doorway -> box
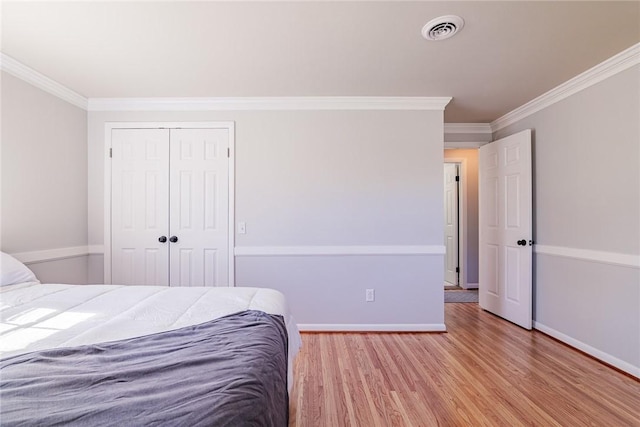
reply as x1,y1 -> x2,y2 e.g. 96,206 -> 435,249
444,162 -> 460,288
444,149 -> 480,290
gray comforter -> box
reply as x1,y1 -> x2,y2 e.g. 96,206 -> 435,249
0,310 -> 288,426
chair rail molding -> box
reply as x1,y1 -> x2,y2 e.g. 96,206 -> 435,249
534,245 -> 640,269
10,246 -> 90,264
234,245 -> 446,256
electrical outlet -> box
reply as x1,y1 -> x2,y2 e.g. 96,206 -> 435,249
238,222 -> 246,234
365,289 -> 375,302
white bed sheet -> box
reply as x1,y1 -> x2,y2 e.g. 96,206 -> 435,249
0,282 -> 301,390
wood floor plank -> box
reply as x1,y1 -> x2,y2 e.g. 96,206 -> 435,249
289,303 -> 640,426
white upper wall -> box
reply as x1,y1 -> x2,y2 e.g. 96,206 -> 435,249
494,65 -> 640,255
88,110 -> 443,248
1,71 -> 87,254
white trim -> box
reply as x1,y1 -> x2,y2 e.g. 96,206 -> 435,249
444,123 -> 492,135
103,125 -> 113,283
88,96 -> 452,112
298,323 -> 447,332
534,245 -> 640,269
0,54 -> 452,113
11,246 -> 89,264
234,245 -> 446,256
533,321 -> 639,379
0,53 -> 88,110
491,42 -> 640,132
102,121 -> 233,130
87,245 -> 104,255
444,141 -> 484,149
227,124 -> 236,286
462,282 -> 478,290
103,121 -> 236,286
0,62 -> 2,250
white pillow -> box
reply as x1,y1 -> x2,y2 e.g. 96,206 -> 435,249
1,251 -> 39,286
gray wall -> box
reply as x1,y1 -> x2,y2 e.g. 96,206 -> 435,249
1,71 -> 88,284
493,65 -> 640,370
88,109 -> 446,327
27,257 -> 89,285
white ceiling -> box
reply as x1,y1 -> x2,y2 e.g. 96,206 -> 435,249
1,1 -> 638,122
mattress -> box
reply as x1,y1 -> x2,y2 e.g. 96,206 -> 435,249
1,309 -> 290,426
0,282 -> 301,389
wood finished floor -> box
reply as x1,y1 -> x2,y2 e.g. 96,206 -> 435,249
289,303 -> 639,426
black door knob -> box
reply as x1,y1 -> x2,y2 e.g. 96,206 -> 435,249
517,239 -> 527,246
169,236 -> 178,243
158,236 -> 167,243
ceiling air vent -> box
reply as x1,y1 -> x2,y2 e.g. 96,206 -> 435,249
422,15 -> 465,41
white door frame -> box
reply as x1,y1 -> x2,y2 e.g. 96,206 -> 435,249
444,157 -> 467,288
104,121 -> 236,286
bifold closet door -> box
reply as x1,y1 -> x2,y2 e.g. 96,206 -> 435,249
169,128 -> 229,286
111,129 -> 170,286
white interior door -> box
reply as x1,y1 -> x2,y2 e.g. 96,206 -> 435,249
169,128 -> 229,286
111,129 -> 170,286
444,163 -> 459,285
479,129 -> 532,329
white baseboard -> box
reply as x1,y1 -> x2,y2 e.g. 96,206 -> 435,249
297,323 -> 447,332
462,282 -> 478,289
11,246 -> 90,264
533,321 -> 639,379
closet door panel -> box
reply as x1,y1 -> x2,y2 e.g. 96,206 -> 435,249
169,128 -> 229,286
111,129 -> 170,286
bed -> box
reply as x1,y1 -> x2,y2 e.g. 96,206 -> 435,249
0,251 -> 301,426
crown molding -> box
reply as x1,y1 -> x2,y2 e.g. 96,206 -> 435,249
1,52 -> 451,112
491,42 -> 640,133
444,141 -> 484,149
444,123 -> 492,135
0,52 -> 88,110
87,96 -> 452,112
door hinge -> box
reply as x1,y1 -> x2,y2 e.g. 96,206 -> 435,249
455,267 -> 460,273
455,175 -> 460,182
227,148 -> 230,158
109,148 -> 112,158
